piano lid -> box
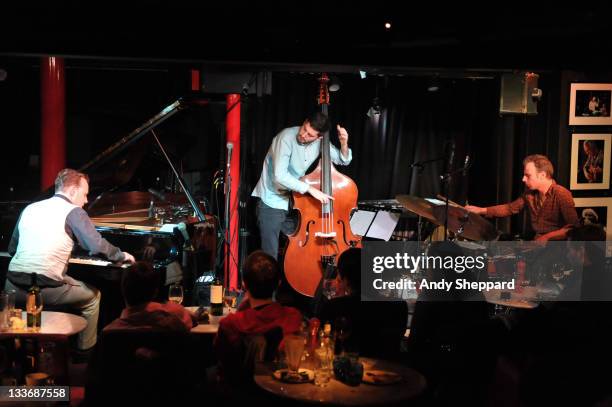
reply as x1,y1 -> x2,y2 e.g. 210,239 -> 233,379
62,97 -> 209,228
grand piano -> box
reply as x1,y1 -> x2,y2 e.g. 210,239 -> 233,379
3,98 -> 217,326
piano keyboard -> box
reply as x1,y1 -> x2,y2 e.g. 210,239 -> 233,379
0,252 -> 129,268
69,257 -> 130,268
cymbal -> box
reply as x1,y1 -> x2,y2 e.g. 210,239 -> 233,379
395,194 -> 497,241
395,195 -> 439,223
432,205 -> 497,241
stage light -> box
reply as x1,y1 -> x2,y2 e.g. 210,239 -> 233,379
359,70 -> 367,79
367,97 -> 382,118
427,77 -> 440,92
328,75 -> 342,92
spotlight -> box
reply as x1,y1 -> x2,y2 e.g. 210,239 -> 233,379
328,75 -> 341,92
359,70 -> 367,79
427,77 -> 440,92
384,22 -> 391,30
367,97 -> 382,118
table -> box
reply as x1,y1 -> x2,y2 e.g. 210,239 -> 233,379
0,311 -> 87,337
0,311 -> 87,385
254,357 -> 426,406
485,287 -> 539,311
187,306 -> 233,335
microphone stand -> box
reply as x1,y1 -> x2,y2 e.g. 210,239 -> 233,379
409,156 -> 444,241
224,160 -> 231,289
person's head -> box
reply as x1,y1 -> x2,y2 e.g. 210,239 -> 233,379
566,224 -> 606,267
297,112 -> 330,145
121,261 -> 160,307
242,250 -> 280,300
54,168 -> 90,208
583,140 -> 600,155
337,248 -> 361,293
581,208 -> 599,225
522,155 -> 554,190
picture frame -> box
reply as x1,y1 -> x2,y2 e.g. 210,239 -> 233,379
569,133 -> 611,190
574,197 -> 612,257
569,83 -> 612,125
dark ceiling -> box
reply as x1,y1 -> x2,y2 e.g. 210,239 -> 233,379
1,1 -> 612,73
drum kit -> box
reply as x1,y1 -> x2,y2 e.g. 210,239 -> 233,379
392,194 -> 549,309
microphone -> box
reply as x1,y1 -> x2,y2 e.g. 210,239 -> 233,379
225,142 -> 233,194
462,155 -> 471,176
147,188 -> 166,202
226,142 -> 233,169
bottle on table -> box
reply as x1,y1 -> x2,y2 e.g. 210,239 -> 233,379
26,273 -> 42,332
210,276 -> 224,316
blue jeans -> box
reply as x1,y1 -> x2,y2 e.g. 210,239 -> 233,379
256,200 -> 296,260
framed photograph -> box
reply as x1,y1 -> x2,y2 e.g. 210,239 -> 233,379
574,197 -> 612,257
569,83 -> 612,125
570,133 -> 611,190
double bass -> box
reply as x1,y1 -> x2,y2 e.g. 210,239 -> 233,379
284,73 -> 361,297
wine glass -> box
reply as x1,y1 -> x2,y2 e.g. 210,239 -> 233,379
168,283 -> 184,305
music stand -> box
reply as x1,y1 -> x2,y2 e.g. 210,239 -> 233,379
350,209 -> 400,241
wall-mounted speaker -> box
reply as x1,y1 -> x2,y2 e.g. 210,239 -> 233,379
200,71 -> 272,96
499,72 -> 540,115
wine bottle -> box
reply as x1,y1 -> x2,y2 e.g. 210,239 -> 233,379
26,273 -> 42,331
210,276 -> 223,316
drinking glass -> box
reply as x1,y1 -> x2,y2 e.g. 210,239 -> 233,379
314,346 -> 333,387
284,334 -> 305,376
223,290 -> 237,310
168,283 -> 184,305
0,292 -> 10,331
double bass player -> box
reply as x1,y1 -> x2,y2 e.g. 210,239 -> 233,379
251,112 -> 352,260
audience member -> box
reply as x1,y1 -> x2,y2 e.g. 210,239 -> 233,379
318,247 -> 409,360
214,251 -> 303,383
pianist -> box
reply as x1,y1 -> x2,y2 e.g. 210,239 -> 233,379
4,168 -> 136,352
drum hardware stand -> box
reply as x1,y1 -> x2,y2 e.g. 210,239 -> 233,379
439,156 -> 472,241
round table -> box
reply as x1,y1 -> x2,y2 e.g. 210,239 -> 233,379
254,357 -> 426,406
0,311 -> 86,336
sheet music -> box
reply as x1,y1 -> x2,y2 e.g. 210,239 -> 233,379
350,210 -> 376,236
367,211 -> 400,241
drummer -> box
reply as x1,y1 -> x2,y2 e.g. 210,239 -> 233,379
465,154 -> 579,241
